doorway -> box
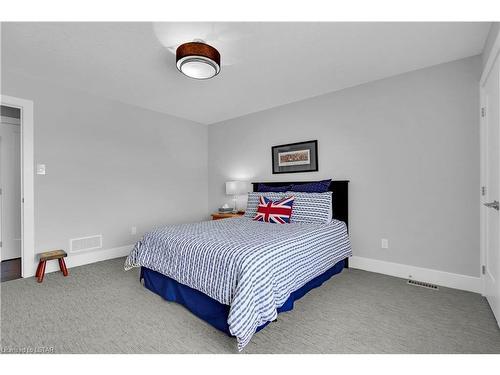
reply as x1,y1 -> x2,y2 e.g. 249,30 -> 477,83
0,95 -> 34,279
0,105 -> 22,281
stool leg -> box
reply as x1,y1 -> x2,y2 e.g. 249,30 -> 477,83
37,261 -> 46,283
35,261 -> 43,278
58,258 -> 68,276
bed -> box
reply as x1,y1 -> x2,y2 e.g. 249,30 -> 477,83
124,180 -> 351,350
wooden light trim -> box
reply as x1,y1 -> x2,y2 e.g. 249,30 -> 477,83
176,42 -> 221,79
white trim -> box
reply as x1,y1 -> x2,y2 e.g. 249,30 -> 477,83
479,29 -> 500,297
33,244 -> 133,277
480,85 -> 488,297
349,256 -> 482,294
0,94 -> 34,278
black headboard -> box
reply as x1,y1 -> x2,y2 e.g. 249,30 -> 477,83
251,180 -> 349,228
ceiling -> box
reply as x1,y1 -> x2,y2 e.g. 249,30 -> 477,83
1,22 -> 491,124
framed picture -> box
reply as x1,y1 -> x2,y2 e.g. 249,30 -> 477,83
272,140 -> 318,174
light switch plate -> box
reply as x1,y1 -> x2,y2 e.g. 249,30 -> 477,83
36,164 -> 46,175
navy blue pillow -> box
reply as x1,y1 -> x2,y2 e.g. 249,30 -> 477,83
290,179 -> 332,193
257,183 -> 292,192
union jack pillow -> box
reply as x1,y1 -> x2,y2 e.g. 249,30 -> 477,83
253,196 -> 294,224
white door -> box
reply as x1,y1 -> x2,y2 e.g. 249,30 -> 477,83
0,111 -> 22,261
482,54 -> 500,326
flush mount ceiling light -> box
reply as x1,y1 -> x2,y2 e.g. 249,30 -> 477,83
176,41 -> 221,80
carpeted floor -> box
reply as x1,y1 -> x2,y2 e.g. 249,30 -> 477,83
1,257 -> 499,354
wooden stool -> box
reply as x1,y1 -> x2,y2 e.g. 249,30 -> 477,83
36,250 -> 68,283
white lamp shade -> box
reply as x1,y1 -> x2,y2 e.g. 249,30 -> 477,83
226,181 -> 247,195
178,57 -> 219,79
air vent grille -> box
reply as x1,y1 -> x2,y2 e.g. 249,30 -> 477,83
70,235 -> 102,253
407,279 -> 439,290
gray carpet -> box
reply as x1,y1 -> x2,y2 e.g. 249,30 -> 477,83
1,257 -> 499,354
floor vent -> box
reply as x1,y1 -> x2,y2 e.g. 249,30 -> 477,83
407,279 -> 439,290
70,235 -> 102,253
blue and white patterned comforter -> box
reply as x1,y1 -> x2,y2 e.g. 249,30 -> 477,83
124,217 -> 351,350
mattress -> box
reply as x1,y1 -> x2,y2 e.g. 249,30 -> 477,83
125,217 -> 351,350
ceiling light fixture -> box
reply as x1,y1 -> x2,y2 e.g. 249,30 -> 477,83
176,41 -> 221,80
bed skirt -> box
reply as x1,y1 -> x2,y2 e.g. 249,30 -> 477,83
140,257 -> 347,336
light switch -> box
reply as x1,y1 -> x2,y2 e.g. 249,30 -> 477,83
36,164 -> 46,175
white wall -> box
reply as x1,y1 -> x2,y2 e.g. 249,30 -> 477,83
1,52 -> 482,284
208,56 -> 481,278
2,69 -> 208,276
482,22 -> 500,69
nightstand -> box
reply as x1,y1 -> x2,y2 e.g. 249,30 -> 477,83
211,212 -> 245,220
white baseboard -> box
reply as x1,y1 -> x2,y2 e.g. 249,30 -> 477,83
26,244 -> 134,278
349,256 -> 482,294
25,247 -> 482,294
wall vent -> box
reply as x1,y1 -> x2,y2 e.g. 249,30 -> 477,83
407,279 -> 439,290
70,235 -> 102,253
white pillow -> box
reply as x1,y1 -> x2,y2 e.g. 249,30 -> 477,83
285,191 -> 332,224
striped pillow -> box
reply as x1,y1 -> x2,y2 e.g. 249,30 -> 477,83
286,191 -> 332,224
245,191 -> 332,224
244,192 -> 286,219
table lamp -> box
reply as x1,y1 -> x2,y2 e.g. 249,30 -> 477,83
225,181 -> 247,213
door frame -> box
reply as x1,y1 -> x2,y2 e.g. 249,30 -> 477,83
480,30 -> 500,297
0,94 -> 34,278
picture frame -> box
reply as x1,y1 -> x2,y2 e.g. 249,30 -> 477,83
272,140 -> 318,174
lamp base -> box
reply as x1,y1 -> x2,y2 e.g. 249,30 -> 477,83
232,196 -> 237,213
